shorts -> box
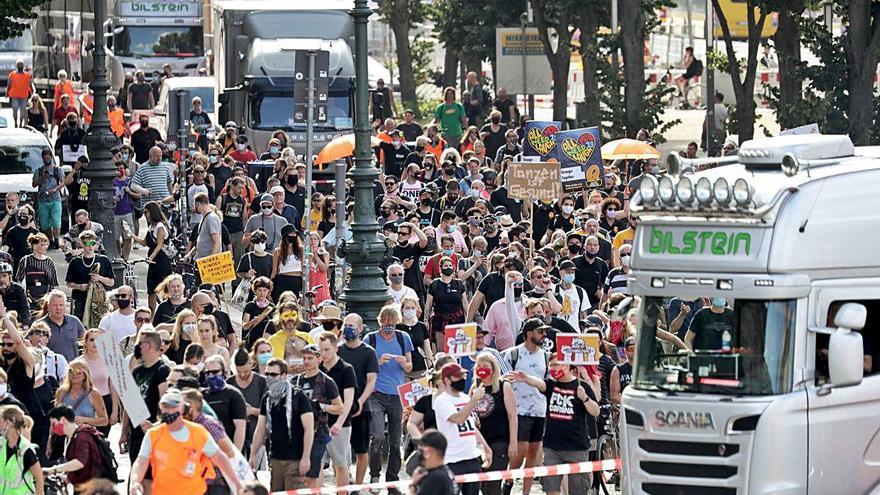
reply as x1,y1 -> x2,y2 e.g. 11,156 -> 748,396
323,425 -> 352,468
350,409 -> 371,454
38,200 -> 62,230
269,458 -> 308,492
114,213 -> 134,239
306,432 -> 330,479
517,415 -> 546,443
541,448 -> 591,494
11,98 -> 27,113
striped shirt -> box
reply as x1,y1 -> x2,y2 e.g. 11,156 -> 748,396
604,267 -> 629,295
15,254 -> 58,292
131,160 -> 172,207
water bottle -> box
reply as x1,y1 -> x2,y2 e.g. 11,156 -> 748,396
721,329 -> 731,352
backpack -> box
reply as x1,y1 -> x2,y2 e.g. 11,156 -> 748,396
367,330 -> 407,355
76,428 -> 121,483
508,345 -> 550,379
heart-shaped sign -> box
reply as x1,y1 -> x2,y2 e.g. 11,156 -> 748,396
561,132 -> 596,165
527,126 -> 557,156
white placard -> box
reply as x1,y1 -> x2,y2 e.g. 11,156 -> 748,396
495,27 -> 553,95
95,332 -> 150,427
779,123 -> 820,136
61,145 -> 87,163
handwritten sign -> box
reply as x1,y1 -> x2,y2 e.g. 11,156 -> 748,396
779,123 -> 820,136
555,127 -> 604,191
397,376 -> 433,408
523,121 -> 561,161
95,332 -> 150,427
506,162 -> 563,201
443,323 -> 477,357
196,251 -> 236,285
555,333 -> 601,365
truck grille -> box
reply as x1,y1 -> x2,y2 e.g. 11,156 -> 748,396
639,439 -> 739,457
642,483 -> 736,495
636,439 -> 741,494
640,461 -> 737,478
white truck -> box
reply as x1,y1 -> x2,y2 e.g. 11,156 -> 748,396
107,0 -> 205,87
621,134 -> 880,494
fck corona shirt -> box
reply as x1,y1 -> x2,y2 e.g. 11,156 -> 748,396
542,378 -> 596,451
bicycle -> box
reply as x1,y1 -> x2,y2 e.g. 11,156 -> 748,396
594,403 -> 621,495
114,257 -> 152,304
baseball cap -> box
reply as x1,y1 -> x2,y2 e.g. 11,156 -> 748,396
159,388 -> 184,407
224,121 -> 237,129
440,362 -> 466,380
269,185 -> 285,195
559,259 -> 576,271
474,324 -> 488,335
259,193 -> 273,205
522,318 -> 550,335
301,344 -> 320,356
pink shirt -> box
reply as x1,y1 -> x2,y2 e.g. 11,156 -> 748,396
484,298 -> 525,351
84,355 -> 112,396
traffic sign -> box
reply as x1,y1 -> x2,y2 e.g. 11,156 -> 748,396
294,103 -> 328,123
294,49 -> 329,102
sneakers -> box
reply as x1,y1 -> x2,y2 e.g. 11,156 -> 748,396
369,478 -> 381,495
387,488 -> 401,495
502,481 -> 513,495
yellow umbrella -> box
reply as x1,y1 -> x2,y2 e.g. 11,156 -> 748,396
315,134 -> 382,165
601,138 -> 660,160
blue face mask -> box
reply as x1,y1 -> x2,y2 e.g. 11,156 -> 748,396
712,297 -> 726,308
562,273 -> 575,284
442,248 -> 454,256
270,146 -> 279,154
206,374 -> 226,391
257,352 -> 272,365
343,326 -> 358,341
447,224 -> 457,233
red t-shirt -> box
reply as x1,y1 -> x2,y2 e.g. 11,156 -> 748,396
424,252 -> 460,279
65,426 -> 103,485
230,149 -> 257,163
54,105 -> 79,126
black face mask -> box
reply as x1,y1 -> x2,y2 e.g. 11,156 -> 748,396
139,121 -> 149,128
133,345 -> 143,359
441,267 -> 455,277
568,244 -> 582,255
2,351 -> 15,360
450,379 -> 467,392
416,145 -> 425,152
513,287 -> 523,298
116,299 -> 131,309
161,411 -> 181,424
203,303 -> 215,315
444,168 -> 455,176
584,250 -> 597,259
420,198 -> 432,206
17,216 -> 29,226
321,321 -> 337,331
491,117 -> 501,124
287,176 -> 298,187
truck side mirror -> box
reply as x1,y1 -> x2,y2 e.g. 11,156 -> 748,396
828,303 -> 867,389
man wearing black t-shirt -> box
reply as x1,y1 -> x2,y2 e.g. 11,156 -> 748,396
64,230 -> 114,322
295,345 -> 344,487
392,222 -> 429,303
318,333 -> 358,488
410,429 -> 458,495
686,297 -> 736,351
378,130 -> 411,179
124,331 -> 170,465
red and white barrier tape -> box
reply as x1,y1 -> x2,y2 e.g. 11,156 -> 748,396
273,458 -> 622,495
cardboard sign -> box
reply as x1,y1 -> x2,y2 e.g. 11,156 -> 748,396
196,251 -> 236,285
506,161 -> 563,201
95,332 -> 150,427
779,123 -> 820,136
556,333 -> 601,365
555,127 -> 604,191
397,376 -> 433,408
444,323 -> 478,357
522,121 -> 561,161
61,145 -> 87,164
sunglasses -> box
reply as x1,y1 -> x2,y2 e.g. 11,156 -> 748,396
162,339 -> 172,345
264,371 -> 281,377
116,294 -> 129,300
31,330 -> 49,337
1,343 -> 14,348
606,208 -> 618,212
385,182 -> 397,186
82,240 -> 97,247
204,369 -> 224,376
136,317 -> 151,323
193,170 -> 205,174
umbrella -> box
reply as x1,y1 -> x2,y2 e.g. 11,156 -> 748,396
601,138 -> 660,160
316,134 -> 382,164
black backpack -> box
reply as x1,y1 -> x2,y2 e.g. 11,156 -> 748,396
76,428 -> 121,483
367,330 -> 406,355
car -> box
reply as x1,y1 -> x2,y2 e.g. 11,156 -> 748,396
0,126 -> 52,201
149,76 -> 216,144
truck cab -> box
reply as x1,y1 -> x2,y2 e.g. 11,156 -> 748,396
621,134 -> 880,494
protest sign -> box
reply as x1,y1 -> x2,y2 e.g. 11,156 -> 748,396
444,323 -> 478,357
397,376 -> 433,408
556,333 -> 601,365
522,121 -> 561,161
196,251 -> 236,285
506,162 -> 563,201
95,332 -> 150,427
555,127 -> 604,191
779,123 -> 820,136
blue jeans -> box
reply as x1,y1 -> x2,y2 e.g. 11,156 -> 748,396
367,392 -> 403,482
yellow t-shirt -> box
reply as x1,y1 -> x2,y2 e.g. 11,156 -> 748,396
268,330 -> 314,359
612,228 -> 635,250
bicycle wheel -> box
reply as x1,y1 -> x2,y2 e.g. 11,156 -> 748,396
596,434 -> 619,490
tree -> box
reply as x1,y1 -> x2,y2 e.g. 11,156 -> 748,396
0,0 -> 43,40
712,0 -> 771,143
575,3 -> 607,126
771,0 -> 805,131
378,0 -> 423,116
842,0 -> 880,145
532,0 -> 577,122
618,0 -> 647,137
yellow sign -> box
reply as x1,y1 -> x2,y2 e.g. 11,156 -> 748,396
196,251 -> 236,285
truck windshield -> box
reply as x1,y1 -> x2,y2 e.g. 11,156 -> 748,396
0,30 -> 33,52
633,296 -> 796,396
250,94 -> 352,131
113,26 -> 203,57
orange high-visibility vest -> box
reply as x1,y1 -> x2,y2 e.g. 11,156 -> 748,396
147,421 -> 216,495
108,107 -> 126,137
7,71 -> 31,99
53,80 -> 74,110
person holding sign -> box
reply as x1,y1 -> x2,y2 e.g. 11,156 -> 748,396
471,353 -> 517,495
507,354 -> 600,495
424,257 -> 468,352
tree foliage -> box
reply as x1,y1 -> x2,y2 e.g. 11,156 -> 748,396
0,0 -> 43,41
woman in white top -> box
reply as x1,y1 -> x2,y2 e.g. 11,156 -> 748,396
195,315 -> 230,366
398,163 -> 424,202
271,223 -> 303,300
80,327 -> 119,436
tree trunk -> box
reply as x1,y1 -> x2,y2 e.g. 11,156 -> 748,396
619,0 -> 645,137
443,48 -> 459,88
388,0 -> 417,115
773,0 -> 803,129
578,11 -> 602,126
533,1 -> 571,123
845,0 -> 880,145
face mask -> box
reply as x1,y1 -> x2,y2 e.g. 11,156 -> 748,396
447,224 -> 457,233
403,308 -> 417,320
343,326 -> 358,341
389,274 -> 403,284
568,244 -> 581,255
620,255 -> 631,267
51,422 -> 66,436
562,273 -> 575,284
420,198 -> 432,206
441,267 -> 455,277
271,146 -> 280,155
484,224 -> 496,233
607,210 -> 618,219
236,144 -> 246,151
450,379 -> 467,392
261,207 -> 273,216
133,344 -> 142,359
475,366 -> 492,380
17,216 -> 29,226
161,411 -> 181,424
472,250 -> 481,258
442,248 -> 454,256
67,119 -> 76,127
712,297 -> 726,308
117,298 -> 131,310
392,140 -> 402,149
139,121 -> 149,129
253,243 -> 266,253
380,325 -> 396,335
121,153 -> 129,161
491,116 -> 501,124
203,303 -> 215,315
513,287 -> 523,298
416,145 -> 425,152
258,352 -> 272,365
562,205 -> 574,215
585,248 -> 598,259
183,323 -> 197,335
206,374 -> 226,391
209,155 -> 218,164
386,232 -> 398,242
43,157 -> 53,166
550,368 -> 566,380
444,167 -> 455,176
321,321 -> 337,331
468,188 -> 480,198
194,361 -> 206,372
0,383 -> 6,398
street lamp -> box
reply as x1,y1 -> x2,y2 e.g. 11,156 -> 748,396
341,0 -> 388,329
84,0 -> 123,284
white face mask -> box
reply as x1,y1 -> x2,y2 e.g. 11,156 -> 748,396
183,323 -> 197,335
620,255 -> 631,267
403,308 -> 417,320
0,383 -> 6,398
194,361 -> 205,372
261,207 -> 273,216
387,232 -> 398,242
561,205 -> 574,215
253,243 -> 266,253
236,143 -> 246,151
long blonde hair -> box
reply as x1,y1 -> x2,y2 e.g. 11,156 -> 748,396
473,352 -> 503,394
171,309 -> 197,350
56,359 -> 94,399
